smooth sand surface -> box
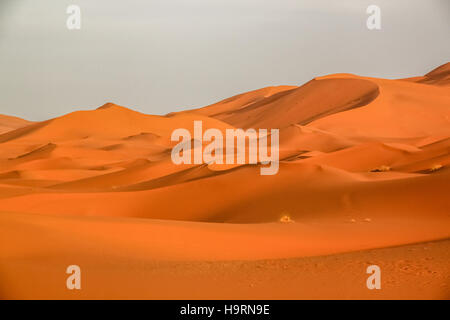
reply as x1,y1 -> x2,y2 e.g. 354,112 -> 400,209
0,63 -> 449,299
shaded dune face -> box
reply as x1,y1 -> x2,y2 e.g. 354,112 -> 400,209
209,78 -> 380,129
0,63 -> 449,299
0,65 -> 448,220
178,85 -> 298,118
418,62 -> 450,86
425,62 -> 450,81
402,62 -> 450,86
0,114 -> 33,135
0,104 -> 234,143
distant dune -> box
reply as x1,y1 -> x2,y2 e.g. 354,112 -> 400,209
0,114 -> 32,135
402,62 -> 450,86
0,63 -> 449,299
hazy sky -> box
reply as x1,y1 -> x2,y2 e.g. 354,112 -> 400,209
1,0 -> 449,120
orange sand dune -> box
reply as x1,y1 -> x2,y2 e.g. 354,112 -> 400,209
0,63 -> 449,300
0,211 -> 449,299
0,114 -> 32,135
175,85 -> 297,118
278,124 -> 356,155
300,141 -> 446,173
47,158 -> 197,192
0,103 -> 234,144
0,162 -> 448,224
191,78 -> 380,130
402,62 -> 450,86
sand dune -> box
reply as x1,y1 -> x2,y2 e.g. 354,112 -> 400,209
0,103 -> 234,143
278,124 -> 355,155
176,85 -> 297,118
0,161 -> 448,224
403,62 -> 450,86
0,63 -> 449,299
187,78 -> 380,130
0,114 -> 32,135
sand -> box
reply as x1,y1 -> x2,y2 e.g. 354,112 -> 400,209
0,114 -> 32,135
0,63 -> 449,300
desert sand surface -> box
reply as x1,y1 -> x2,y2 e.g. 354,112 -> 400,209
0,63 -> 449,299
0,115 -> 33,135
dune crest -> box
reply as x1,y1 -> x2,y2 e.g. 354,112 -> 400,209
0,114 -> 33,135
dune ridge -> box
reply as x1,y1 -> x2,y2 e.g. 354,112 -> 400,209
0,114 -> 33,135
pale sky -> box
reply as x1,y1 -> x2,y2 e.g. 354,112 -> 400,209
1,0 -> 449,121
